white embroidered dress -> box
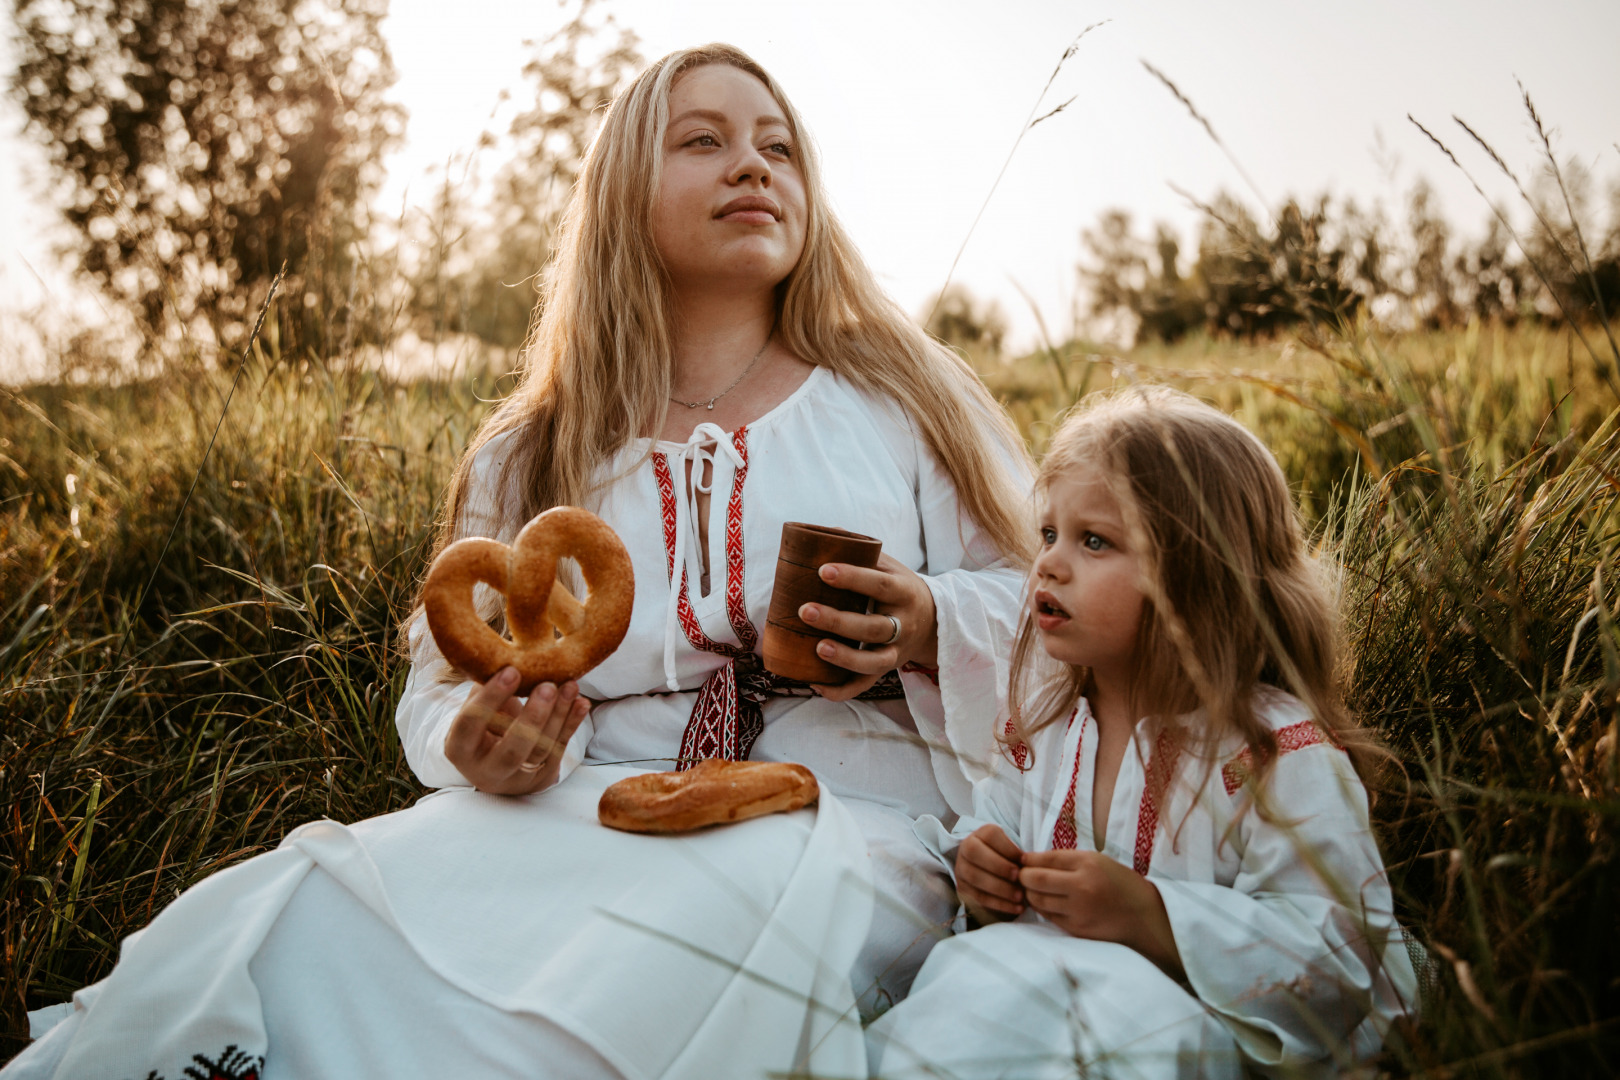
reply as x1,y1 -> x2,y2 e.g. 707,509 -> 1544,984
401,365 -> 1025,820
10,367 -> 1028,1080
868,689 -> 1419,1080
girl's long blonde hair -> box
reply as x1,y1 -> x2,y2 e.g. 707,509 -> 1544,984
416,43 -> 1032,609
1004,386 -> 1377,793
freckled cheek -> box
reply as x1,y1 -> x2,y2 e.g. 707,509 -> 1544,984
650,196 -> 689,247
676,194 -> 711,234
656,171 -> 706,222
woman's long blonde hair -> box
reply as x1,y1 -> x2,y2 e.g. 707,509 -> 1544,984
416,43 -> 1033,608
1004,386 -> 1377,794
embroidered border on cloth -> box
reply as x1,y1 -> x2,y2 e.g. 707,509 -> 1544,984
140,1043 -> 263,1080
720,428 -> 755,650
1050,707 -> 1084,849
1001,716 -> 1029,771
654,429 -> 763,767
901,661 -> 940,687
652,428 -> 756,658
1132,729 -> 1181,875
1220,719 -> 1339,795
654,426 -> 910,769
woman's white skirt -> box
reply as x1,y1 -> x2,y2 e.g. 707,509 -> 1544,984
9,765 -> 883,1080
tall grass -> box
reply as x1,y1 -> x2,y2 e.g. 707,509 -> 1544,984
2,317 -> 1618,1074
0,344 -> 504,1051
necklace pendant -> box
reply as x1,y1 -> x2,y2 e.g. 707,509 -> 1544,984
705,400 -> 716,410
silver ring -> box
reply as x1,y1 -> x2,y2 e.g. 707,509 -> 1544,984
517,757 -> 545,773
880,614 -> 902,646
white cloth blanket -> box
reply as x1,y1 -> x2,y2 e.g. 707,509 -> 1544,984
11,765 -> 874,1080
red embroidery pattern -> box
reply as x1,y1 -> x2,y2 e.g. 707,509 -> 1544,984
721,428 -> 756,650
651,430 -> 755,657
654,430 -> 762,767
1050,707 -> 1084,850
1002,716 -> 1029,771
901,662 -> 941,687
1220,719 -> 1339,795
681,662 -> 749,764
655,451 -> 679,580
137,1043 -> 263,1080
1132,729 -> 1181,875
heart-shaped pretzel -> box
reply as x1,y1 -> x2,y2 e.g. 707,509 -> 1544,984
423,506 -> 635,694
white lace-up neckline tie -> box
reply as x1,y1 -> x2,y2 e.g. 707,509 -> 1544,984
652,424 -> 764,766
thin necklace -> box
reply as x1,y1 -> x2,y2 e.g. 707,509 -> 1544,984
670,330 -> 772,411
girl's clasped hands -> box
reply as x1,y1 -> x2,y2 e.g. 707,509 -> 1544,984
957,823 -> 1184,979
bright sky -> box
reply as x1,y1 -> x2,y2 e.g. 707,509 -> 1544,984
4,0 -> 1618,377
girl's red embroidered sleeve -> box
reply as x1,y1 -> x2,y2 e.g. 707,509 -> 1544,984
1152,741 -> 1408,1066
1220,719 -> 1343,796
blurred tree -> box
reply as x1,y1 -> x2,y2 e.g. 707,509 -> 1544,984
10,0 -> 404,352
1278,197 -> 1362,328
1455,216 -> 1527,324
923,284 -> 1007,358
1072,187 -> 1578,343
1129,224 -> 1202,342
409,0 -> 641,348
1522,158 -> 1620,327
1078,208 -> 1147,326
1078,168 -> 1615,345
1340,199 -> 1390,305
1403,180 -> 1460,328
1192,194 -> 1283,338
1598,179 -> 1620,321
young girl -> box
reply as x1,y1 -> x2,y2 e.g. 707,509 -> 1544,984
868,387 -> 1417,1079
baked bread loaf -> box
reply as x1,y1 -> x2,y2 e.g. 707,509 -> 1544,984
423,506 -> 634,695
598,759 -> 819,833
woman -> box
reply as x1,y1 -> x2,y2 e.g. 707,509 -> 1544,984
10,44 -> 1032,1080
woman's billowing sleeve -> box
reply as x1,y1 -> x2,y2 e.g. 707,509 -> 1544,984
394,615 -> 600,790
392,435 -> 594,790
395,612 -> 478,788
914,740 -> 1030,871
1151,745 -> 1418,1069
393,440 -> 505,789
900,423 -> 1031,817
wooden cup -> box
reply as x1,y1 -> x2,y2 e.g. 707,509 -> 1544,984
762,522 -> 883,685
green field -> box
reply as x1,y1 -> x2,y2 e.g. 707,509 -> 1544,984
2,319 -> 1617,1074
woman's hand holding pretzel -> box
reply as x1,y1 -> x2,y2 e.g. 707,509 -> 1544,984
798,552 -> 939,701
445,666 -> 589,795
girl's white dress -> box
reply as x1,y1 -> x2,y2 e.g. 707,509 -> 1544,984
9,367 -> 1028,1080
868,690 -> 1419,1080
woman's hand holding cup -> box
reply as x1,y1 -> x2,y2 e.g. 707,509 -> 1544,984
798,552 -> 939,701
444,667 -> 590,795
